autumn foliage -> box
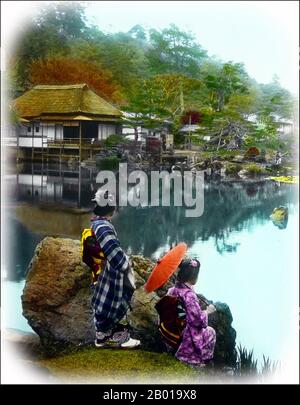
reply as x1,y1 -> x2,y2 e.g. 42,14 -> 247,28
181,110 -> 202,125
28,56 -> 124,103
245,147 -> 260,157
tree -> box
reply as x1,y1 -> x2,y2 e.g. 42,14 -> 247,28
147,24 -> 207,76
192,83 -> 258,151
195,108 -> 254,151
69,34 -> 147,91
28,56 -> 123,103
194,81 -> 293,153
124,73 -> 204,134
256,78 -> 294,120
8,2 -> 89,96
239,78 -> 295,151
123,78 -> 170,133
35,2 -> 88,39
148,73 -> 204,115
226,91 -> 258,118
127,25 -> 147,42
10,25 -> 69,95
203,62 -> 250,112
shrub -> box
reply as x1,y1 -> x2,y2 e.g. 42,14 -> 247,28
104,134 -> 128,147
225,163 -> 242,175
245,147 -> 260,157
96,156 -> 120,170
244,163 -> 264,175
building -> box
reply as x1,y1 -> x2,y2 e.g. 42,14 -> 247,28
276,118 -> 294,138
9,84 -> 123,161
247,114 -> 294,138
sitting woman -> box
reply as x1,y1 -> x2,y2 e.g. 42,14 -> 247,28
166,258 -> 216,366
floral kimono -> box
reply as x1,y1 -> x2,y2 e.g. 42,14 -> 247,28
167,282 -> 216,365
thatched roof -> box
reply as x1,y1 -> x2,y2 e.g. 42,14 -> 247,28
12,84 -> 122,120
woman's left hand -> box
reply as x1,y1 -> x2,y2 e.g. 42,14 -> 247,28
206,304 -> 216,315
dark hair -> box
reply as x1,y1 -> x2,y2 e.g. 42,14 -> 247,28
93,204 -> 115,217
92,189 -> 117,217
177,258 -> 201,284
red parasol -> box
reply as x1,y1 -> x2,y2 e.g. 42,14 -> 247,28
144,243 -> 187,293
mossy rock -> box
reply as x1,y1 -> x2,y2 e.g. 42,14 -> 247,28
225,163 -> 243,175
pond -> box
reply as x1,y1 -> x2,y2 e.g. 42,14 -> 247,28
2,162 -> 298,367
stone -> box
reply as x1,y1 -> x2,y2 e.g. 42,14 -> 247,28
238,169 -> 250,179
231,155 -> 244,163
22,237 -> 94,351
22,237 -> 237,366
207,303 -> 237,367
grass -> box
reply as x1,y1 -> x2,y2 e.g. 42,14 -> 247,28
259,355 -> 280,381
235,344 -> 258,376
235,345 -> 280,382
32,343 -> 280,384
36,347 -> 200,384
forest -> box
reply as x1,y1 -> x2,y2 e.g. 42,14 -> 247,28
7,2 -> 296,151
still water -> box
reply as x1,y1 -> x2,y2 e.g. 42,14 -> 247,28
2,163 -> 299,366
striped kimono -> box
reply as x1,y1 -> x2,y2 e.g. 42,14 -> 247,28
91,216 -> 132,333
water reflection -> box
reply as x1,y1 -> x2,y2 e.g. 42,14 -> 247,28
8,162 -> 98,208
114,181 -> 297,258
4,163 -> 297,282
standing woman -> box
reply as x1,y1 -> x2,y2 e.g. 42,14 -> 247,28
91,189 -> 140,349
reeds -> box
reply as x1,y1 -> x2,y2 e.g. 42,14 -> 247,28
235,344 -> 280,381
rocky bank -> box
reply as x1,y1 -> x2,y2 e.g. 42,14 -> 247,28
22,237 -> 237,367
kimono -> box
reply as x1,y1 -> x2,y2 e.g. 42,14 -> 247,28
167,282 -> 216,365
91,217 -> 132,333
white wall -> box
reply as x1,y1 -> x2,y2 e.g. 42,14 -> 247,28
16,123 -> 63,147
18,174 -> 47,186
41,123 -> 55,140
55,125 -> 63,140
15,122 -> 126,145
18,137 -> 43,148
122,126 -> 136,135
19,124 -> 31,136
98,124 -> 117,140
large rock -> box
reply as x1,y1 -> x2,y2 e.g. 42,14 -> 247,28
22,237 -> 236,366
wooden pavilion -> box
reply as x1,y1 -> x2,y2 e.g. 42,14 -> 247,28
10,84 -> 123,162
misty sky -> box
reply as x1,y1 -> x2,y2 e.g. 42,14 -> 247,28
1,1 -> 299,94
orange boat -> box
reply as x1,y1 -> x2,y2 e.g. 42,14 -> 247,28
144,243 -> 187,293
